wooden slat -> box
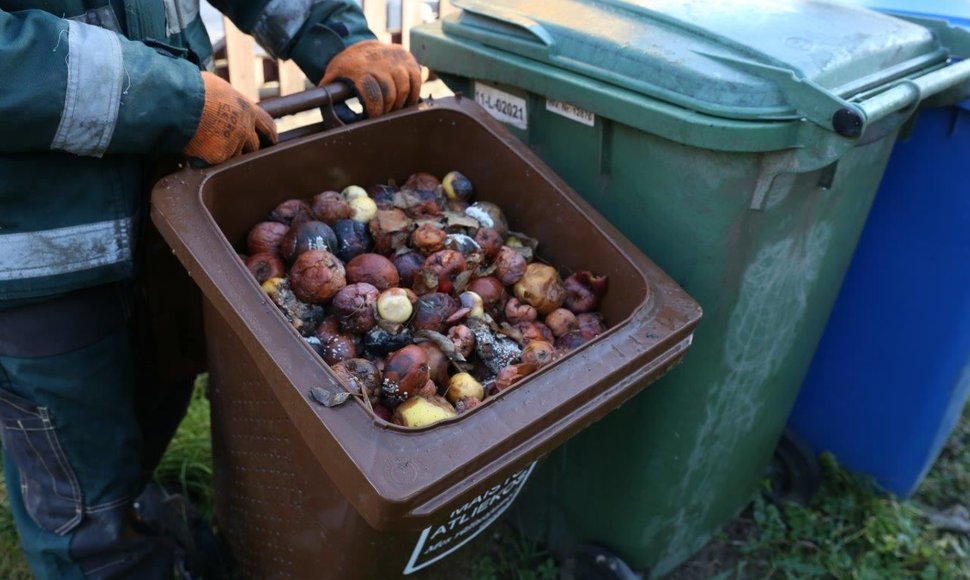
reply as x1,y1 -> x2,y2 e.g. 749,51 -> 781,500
221,0 -> 456,101
223,17 -> 259,102
400,0 -> 423,49
363,0 -> 392,44
277,60 -> 307,96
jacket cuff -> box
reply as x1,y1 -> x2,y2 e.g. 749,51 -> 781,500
286,1 -> 377,85
106,40 -> 204,155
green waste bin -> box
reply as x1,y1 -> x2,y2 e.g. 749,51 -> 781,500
412,1 -> 970,575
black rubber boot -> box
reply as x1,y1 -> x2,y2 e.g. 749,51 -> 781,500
133,482 -> 231,580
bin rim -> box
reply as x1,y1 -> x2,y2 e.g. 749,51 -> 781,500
150,96 -> 702,531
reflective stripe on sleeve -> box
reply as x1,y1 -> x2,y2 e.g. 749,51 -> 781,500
0,218 -> 133,281
68,6 -> 123,34
162,0 -> 202,36
50,21 -> 124,158
252,0 -> 316,58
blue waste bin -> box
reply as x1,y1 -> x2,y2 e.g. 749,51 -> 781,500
789,2 -> 970,498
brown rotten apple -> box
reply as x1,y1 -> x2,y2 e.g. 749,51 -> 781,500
269,199 -> 313,226
311,190 -> 353,225
545,308 -> 578,338
504,298 -> 537,325
247,221 -> 289,256
467,277 -> 506,314
418,250 -> 466,294
473,227 -> 503,260
564,271 -> 609,313
411,223 -> 447,255
494,362 -> 538,391
411,293 -> 458,333
392,251 -> 425,287
494,246 -> 527,286
331,283 -> 380,334
381,344 -> 431,407
513,263 -> 565,315
289,250 -> 346,304
245,252 -> 285,284
417,341 -> 449,389
345,253 -> 400,291
521,340 -> 556,368
281,220 -> 338,263
448,324 -> 475,359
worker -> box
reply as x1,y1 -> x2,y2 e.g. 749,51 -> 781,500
0,1 -> 421,578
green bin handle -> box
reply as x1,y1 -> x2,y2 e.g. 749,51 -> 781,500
856,14 -> 970,124
858,58 -> 970,127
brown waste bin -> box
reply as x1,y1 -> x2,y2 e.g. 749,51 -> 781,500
150,95 -> 701,578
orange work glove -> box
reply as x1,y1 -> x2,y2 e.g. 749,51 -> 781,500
321,40 -> 422,119
184,72 -> 278,165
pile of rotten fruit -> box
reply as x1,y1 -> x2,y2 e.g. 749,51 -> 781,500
243,171 -> 608,428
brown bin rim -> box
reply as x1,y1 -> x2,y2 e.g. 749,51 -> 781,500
151,96 -> 702,530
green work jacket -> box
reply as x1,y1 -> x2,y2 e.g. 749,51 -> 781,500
0,0 -> 374,302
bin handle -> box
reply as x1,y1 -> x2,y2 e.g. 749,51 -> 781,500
259,82 -> 356,143
846,14 -> 970,129
857,58 -> 970,126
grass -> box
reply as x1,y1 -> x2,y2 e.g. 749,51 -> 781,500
153,373 -> 215,521
670,455 -> 970,579
914,411 -> 970,510
0,476 -> 28,580
669,404 -> 970,580
0,380 -> 966,579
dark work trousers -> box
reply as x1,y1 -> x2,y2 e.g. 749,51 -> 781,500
0,283 -> 196,578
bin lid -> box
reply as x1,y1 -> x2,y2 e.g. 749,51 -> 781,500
848,0 -> 970,28
444,0 -> 946,121
844,0 -> 970,112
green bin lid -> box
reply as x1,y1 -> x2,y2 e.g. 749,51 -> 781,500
443,0 -> 945,122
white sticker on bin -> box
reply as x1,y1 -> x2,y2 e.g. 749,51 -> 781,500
546,98 -> 596,127
402,461 -> 537,575
474,82 -> 528,130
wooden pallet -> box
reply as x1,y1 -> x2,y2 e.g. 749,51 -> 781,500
219,0 -> 460,103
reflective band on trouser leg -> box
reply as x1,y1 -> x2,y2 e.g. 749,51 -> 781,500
162,0 -> 201,36
50,20 -> 124,158
0,217 -> 133,281
252,0 -> 317,58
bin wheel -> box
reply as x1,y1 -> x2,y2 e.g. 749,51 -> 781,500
560,544 -> 642,580
764,428 -> 822,505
